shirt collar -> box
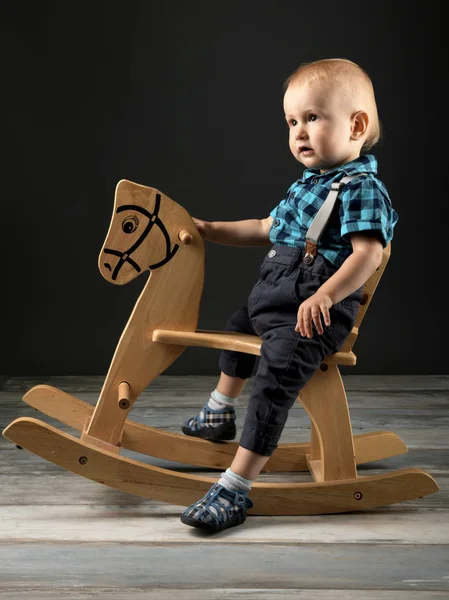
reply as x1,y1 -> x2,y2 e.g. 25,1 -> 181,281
301,154 -> 378,183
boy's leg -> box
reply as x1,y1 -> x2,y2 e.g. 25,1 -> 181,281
216,372 -> 247,397
181,305 -> 259,441
180,327 -> 334,532
229,446 -> 270,481
181,248 -> 359,531
239,316 -> 336,455
181,282 -> 340,531
181,372 -> 247,441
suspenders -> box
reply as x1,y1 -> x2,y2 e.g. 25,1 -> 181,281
302,174 -> 365,265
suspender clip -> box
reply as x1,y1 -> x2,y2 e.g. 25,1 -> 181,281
303,239 -> 317,265
303,253 -> 314,265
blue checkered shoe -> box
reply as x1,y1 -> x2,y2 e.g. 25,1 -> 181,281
181,483 -> 254,532
181,402 -> 236,441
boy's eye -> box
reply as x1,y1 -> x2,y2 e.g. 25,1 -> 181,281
290,119 -> 297,127
308,114 -> 317,122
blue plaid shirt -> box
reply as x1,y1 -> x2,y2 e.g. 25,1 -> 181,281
269,155 -> 399,268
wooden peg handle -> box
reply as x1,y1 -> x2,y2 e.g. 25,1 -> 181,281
178,230 -> 193,245
118,381 -> 131,410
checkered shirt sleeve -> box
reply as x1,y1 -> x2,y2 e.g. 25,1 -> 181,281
339,176 -> 398,248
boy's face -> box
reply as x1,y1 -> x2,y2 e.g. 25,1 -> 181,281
283,80 -> 362,172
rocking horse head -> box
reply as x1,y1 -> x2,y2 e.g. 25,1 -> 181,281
99,180 -> 200,285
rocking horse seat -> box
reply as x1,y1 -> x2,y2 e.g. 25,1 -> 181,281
152,329 -> 357,366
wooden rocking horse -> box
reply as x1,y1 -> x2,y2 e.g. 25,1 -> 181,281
3,180 -> 439,515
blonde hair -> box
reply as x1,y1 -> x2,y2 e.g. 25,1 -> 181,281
283,58 -> 381,151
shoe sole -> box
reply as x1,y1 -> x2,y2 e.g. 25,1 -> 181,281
181,511 -> 246,533
181,421 -> 236,442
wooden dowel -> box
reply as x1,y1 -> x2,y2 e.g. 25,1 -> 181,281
118,381 -> 131,410
178,230 -> 193,244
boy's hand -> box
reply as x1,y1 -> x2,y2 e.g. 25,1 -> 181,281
296,292 -> 334,338
192,217 -> 210,239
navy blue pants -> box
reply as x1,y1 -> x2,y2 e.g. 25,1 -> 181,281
218,245 -> 363,456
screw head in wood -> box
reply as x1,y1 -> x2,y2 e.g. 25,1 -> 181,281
79,456 -> 88,465
119,399 -> 130,410
353,491 -> 363,500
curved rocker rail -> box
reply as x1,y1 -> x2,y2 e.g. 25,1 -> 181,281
3,418 -> 439,516
22,384 -> 409,472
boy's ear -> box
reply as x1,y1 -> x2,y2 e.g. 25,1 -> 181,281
350,110 -> 369,141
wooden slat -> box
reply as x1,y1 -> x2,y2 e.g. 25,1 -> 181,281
1,505 -> 449,544
299,365 -> 357,480
0,543 -> 447,591
0,591 -> 447,600
340,243 -> 391,353
152,329 -> 357,365
152,328 -> 262,355
0,590 -> 447,599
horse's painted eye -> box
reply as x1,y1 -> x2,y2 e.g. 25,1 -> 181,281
122,215 -> 139,234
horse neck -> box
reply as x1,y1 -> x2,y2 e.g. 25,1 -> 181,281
138,239 -> 205,330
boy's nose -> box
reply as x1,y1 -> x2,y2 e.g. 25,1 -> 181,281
295,125 -> 307,140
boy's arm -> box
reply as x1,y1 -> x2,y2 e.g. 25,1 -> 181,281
317,232 -> 384,304
296,232 -> 383,338
193,216 -> 273,247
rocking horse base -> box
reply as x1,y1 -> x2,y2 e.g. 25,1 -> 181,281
3,415 -> 439,516
20,384 -> 409,473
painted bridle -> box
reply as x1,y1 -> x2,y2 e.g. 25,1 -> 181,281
103,193 -> 179,281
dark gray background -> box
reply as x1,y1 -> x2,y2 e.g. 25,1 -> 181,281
1,0 -> 446,376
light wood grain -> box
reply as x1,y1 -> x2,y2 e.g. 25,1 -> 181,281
300,365 -> 357,480
152,329 -> 358,365
340,242 -> 391,353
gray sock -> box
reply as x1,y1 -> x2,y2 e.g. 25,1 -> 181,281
207,388 -> 239,410
218,468 -> 252,493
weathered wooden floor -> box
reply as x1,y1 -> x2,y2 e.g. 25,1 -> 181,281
0,374 -> 448,599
